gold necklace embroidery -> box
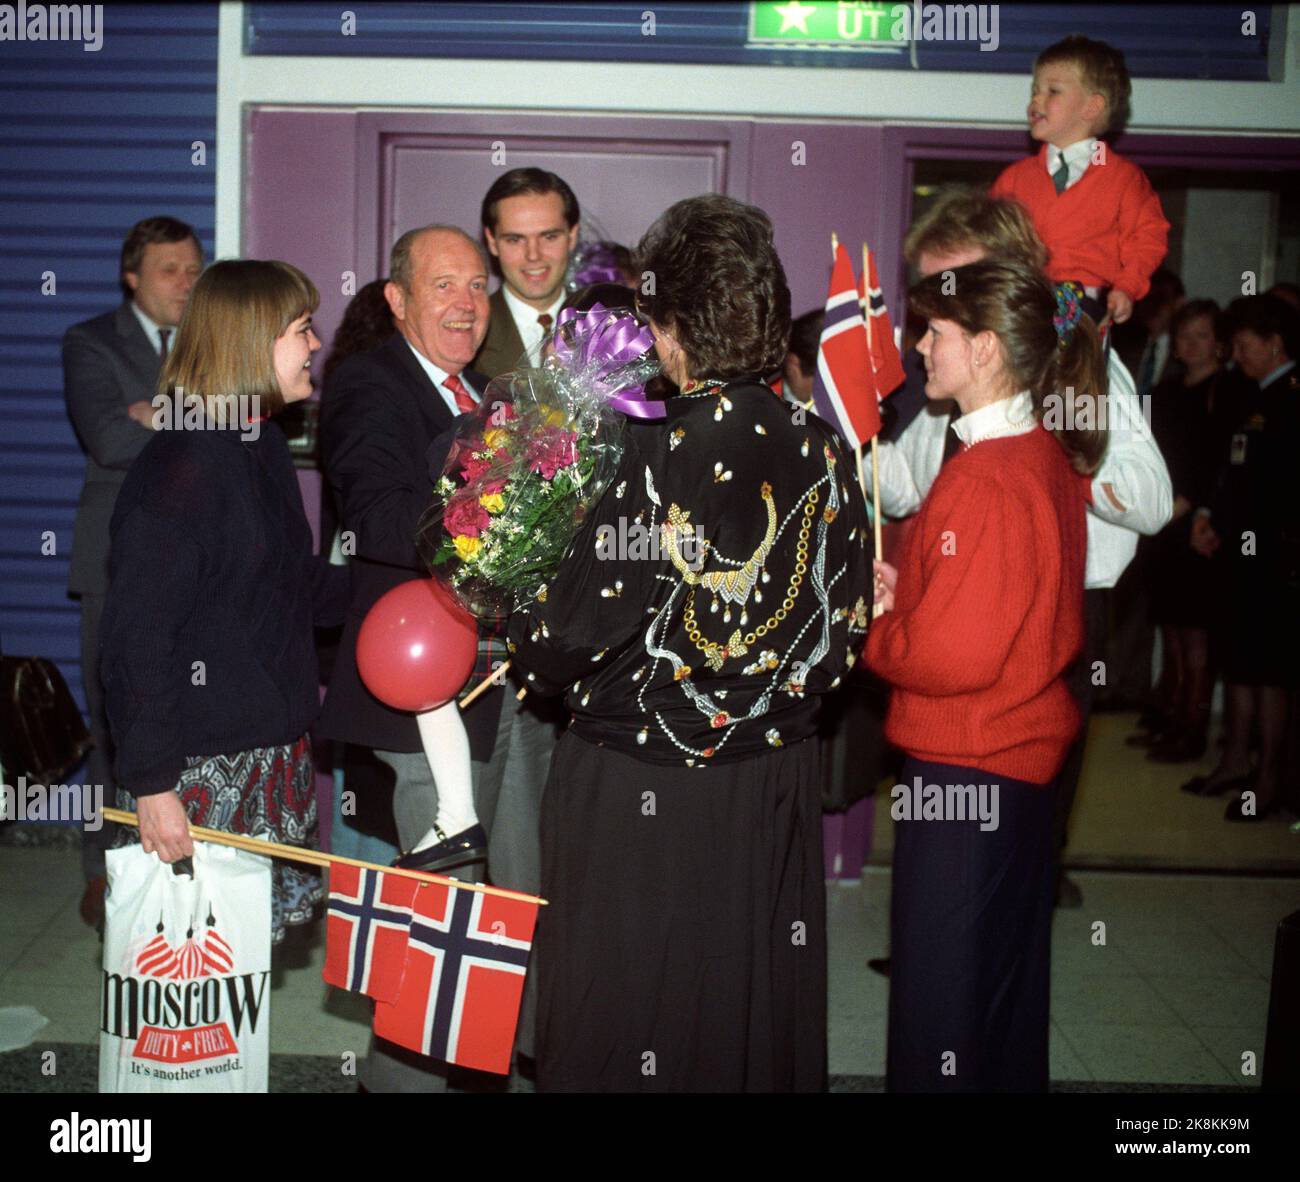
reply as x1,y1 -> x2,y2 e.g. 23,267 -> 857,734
681,485 -> 819,672
662,481 -> 777,604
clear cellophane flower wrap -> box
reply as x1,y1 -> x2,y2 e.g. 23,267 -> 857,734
418,304 -> 663,618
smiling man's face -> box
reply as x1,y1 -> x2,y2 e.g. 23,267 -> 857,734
484,191 -> 578,311
386,229 -> 489,373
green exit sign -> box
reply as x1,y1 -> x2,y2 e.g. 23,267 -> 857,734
748,1 -> 904,48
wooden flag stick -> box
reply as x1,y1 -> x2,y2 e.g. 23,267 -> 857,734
457,660 -> 528,709
862,242 -> 886,618
102,806 -> 547,906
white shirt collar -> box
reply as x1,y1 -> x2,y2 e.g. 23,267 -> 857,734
501,283 -> 566,361
1259,359 -> 1296,390
1045,137 -> 1096,190
951,390 -> 1037,449
404,338 -> 472,417
130,300 -> 169,355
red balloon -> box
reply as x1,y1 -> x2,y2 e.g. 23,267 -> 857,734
356,578 -> 478,711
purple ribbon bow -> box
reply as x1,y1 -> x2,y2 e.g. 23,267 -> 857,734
553,303 -> 665,420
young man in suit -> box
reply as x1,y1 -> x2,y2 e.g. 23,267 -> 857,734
62,215 -> 202,928
320,224 -> 559,1091
473,168 -> 580,380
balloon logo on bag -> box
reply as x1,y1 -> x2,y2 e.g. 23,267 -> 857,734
356,578 -> 478,711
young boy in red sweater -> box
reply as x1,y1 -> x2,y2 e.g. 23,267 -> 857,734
991,35 -> 1169,329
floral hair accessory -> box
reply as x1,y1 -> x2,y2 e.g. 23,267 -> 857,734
1053,281 -> 1084,347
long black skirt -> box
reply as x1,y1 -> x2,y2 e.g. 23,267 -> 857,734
535,730 -> 827,1092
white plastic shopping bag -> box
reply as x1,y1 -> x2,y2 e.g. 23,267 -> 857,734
99,841 -> 272,1093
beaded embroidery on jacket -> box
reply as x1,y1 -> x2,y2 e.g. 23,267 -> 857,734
625,382 -> 868,764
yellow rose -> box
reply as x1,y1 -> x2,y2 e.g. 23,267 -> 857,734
452,535 -> 482,561
483,427 -> 508,450
479,492 -> 505,514
543,408 -> 570,428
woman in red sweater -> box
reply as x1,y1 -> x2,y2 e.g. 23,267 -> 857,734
867,261 -> 1106,1092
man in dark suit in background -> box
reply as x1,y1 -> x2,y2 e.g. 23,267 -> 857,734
472,168 -> 580,381
62,215 -> 202,927
320,223 -> 559,1092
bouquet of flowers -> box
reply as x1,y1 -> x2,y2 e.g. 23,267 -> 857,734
418,304 -> 662,617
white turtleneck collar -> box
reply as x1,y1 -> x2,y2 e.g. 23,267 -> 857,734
951,390 -> 1037,450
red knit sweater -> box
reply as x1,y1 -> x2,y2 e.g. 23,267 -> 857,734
866,424 -> 1088,785
991,145 -> 1169,302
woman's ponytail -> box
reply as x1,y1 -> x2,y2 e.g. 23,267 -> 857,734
1039,284 -> 1109,476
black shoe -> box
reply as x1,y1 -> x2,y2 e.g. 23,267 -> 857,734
1136,705 -> 1169,732
867,957 -> 891,978
393,824 -> 488,873
1180,771 -> 1252,798
1126,729 -> 1167,749
1147,727 -> 1208,764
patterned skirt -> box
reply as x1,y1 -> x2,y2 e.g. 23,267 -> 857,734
116,735 -> 324,945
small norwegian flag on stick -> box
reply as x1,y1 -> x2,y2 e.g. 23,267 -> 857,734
323,864 -> 419,1004
810,233 -> 904,612
373,879 -> 539,1075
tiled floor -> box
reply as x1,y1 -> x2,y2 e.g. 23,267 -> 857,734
1,844 -> 1293,1090
870,714 -> 1300,873
829,867 -> 1293,1086
3,706 -> 1297,1090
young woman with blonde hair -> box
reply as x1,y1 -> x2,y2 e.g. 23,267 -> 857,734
101,260 -> 347,943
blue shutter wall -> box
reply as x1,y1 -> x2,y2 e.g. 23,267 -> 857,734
0,4 -> 218,726
246,2 -> 1272,80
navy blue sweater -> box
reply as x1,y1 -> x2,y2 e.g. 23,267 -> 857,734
101,418 -> 348,796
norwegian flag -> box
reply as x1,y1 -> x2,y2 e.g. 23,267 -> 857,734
861,247 -> 907,400
373,881 -> 538,1075
323,864 -> 418,1004
812,242 -> 881,450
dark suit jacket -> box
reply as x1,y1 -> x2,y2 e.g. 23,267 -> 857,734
63,303 -> 161,596
318,332 -> 502,758
471,287 -> 527,382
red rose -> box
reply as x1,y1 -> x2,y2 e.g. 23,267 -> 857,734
444,493 -> 490,538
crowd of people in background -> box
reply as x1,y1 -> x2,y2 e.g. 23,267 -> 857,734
53,29 -> 1299,1095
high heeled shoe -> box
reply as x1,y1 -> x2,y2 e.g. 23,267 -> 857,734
1180,771 -> 1253,797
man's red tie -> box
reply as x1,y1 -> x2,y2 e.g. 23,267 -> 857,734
444,373 -> 477,414
538,313 -> 553,332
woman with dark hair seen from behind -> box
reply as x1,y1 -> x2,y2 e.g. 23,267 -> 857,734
321,278 -> 396,388
867,261 -> 1107,1092
1131,300 -> 1251,763
508,195 -> 871,1091
1186,294 -> 1300,820
101,260 -> 348,943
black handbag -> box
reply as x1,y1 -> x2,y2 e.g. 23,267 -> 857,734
0,654 -> 94,786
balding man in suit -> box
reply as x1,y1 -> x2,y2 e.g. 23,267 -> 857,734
63,215 -> 202,926
320,223 -> 558,1092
